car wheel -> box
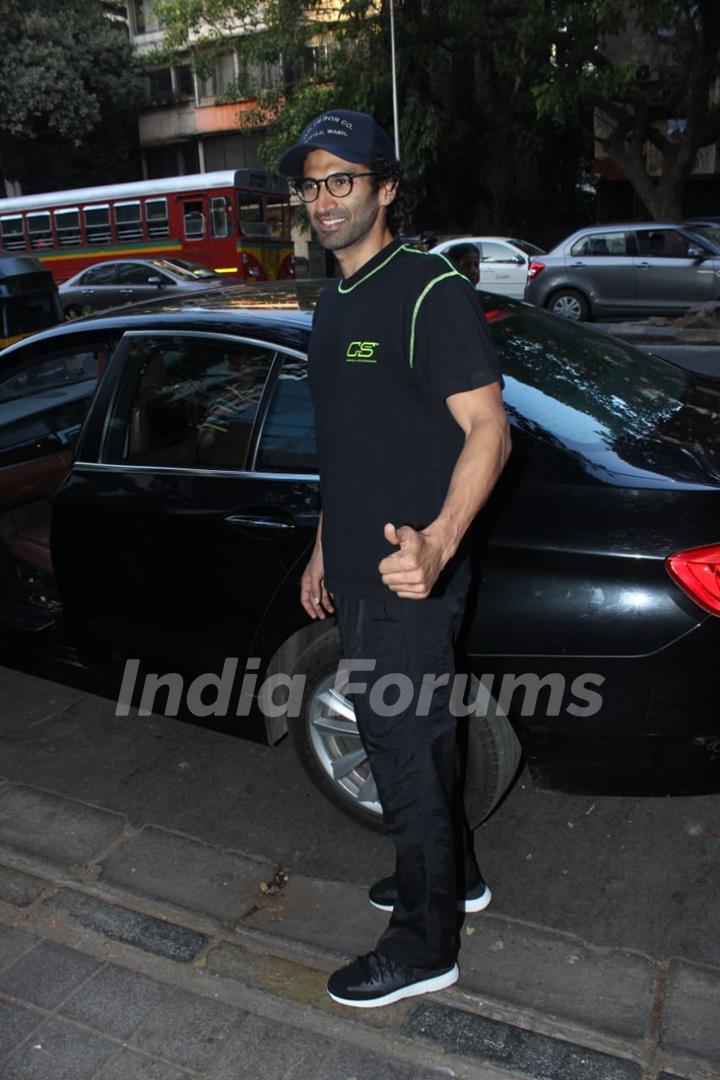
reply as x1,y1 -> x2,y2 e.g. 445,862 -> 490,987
289,624 -> 523,831
548,288 -> 590,321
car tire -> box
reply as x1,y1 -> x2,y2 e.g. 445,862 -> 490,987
547,288 -> 590,321
289,623 -> 522,832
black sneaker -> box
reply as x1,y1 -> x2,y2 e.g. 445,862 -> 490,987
326,950 -> 459,1008
368,874 -> 492,914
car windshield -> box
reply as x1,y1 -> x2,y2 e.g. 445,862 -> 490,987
685,224 -> 720,251
485,302 -> 692,472
162,258 -> 223,281
510,239 -> 545,257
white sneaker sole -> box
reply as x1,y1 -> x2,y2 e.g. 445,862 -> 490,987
369,885 -> 492,915
327,963 -> 459,1008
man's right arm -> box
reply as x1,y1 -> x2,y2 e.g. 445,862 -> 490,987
300,512 -> 335,619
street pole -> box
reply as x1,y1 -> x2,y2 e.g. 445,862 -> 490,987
389,0 -> 401,160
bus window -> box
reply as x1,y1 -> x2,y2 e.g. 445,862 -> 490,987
84,205 -> 111,244
146,198 -> 169,238
27,212 -> 53,250
238,196 -> 267,237
114,201 -> 143,241
55,209 -> 81,247
266,197 -> 290,240
184,202 -> 205,239
210,196 -> 231,238
0,216 -> 26,252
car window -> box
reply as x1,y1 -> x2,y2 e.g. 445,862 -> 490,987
255,355 -> 317,474
510,239 -> 544,257
117,264 -> 172,285
635,229 -> 697,259
0,340 -> 110,464
570,232 -> 628,257
104,335 -> 274,469
487,304 -> 689,460
79,264 -> 117,286
480,242 -> 518,263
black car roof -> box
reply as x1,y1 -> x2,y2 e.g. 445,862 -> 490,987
0,280 -> 328,358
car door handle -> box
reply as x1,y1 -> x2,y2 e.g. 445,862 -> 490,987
224,513 -> 295,533
120,288 -> 134,295
570,261 -> 586,267
80,289 -> 95,294
636,261 -> 651,269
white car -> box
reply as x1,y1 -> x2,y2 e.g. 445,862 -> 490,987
430,236 -> 545,299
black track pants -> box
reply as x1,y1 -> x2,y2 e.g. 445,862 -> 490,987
334,585 -> 481,970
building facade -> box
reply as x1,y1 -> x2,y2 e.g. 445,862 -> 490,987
127,0 -> 274,179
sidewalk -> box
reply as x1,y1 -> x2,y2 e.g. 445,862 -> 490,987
0,665 -> 719,1078
1,783 -> 717,1079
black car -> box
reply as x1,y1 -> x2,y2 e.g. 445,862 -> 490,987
0,283 -> 719,830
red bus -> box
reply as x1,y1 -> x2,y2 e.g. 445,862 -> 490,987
0,170 -> 294,283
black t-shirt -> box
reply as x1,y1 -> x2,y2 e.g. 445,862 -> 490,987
308,238 -> 502,597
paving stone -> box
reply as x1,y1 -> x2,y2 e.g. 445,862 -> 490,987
0,939 -> 100,1009
242,874 -> 385,955
0,695 -> 189,805
0,924 -> 38,972
2,1017 -> 115,1080
209,1014 -> 334,1080
206,941 -> 407,1030
129,987 -> 245,1070
0,865 -> 47,908
0,667 -> 83,737
96,1049 -> 196,1079
100,827 -> 272,922
404,1002 -> 643,1080
0,787 -> 125,868
42,890 -> 207,963
456,913 -> 656,1039
0,1000 -> 44,1061
321,1041 -> 418,1080
660,958 -> 720,1064
60,962 -> 176,1039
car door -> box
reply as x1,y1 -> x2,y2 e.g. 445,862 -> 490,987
565,230 -> 635,312
51,329 -> 319,668
114,262 -> 177,305
633,228 -> 717,310
65,263 -> 120,312
0,332 -> 115,629
478,241 -> 527,298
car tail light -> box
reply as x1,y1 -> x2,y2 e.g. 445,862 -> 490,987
666,544 -> 720,615
527,260 -> 545,279
483,309 -> 512,325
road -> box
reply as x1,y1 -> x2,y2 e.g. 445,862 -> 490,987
0,651 -> 719,1078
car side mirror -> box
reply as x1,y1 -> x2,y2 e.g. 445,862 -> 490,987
147,275 -> 164,287
687,244 -> 706,260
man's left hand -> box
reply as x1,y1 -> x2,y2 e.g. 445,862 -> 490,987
378,522 -> 448,598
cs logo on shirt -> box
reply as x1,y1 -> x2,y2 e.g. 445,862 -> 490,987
346,340 -> 379,362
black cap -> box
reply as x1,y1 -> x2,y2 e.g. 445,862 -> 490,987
277,109 -> 396,177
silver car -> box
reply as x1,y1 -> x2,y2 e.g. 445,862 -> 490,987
59,257 -> 225,318
524,222 -> 720,320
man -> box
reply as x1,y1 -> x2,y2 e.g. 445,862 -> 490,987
446,241 -> 480,287
278,110 -> 510,1008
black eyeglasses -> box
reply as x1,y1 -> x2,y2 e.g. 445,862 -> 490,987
292,171 -> 377,203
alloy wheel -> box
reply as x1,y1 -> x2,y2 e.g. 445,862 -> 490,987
306,672 -> 382,818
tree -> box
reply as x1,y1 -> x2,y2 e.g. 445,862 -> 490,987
534,0 -> 720,220
155,0 -> 591,235
0,0 -> 144,193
